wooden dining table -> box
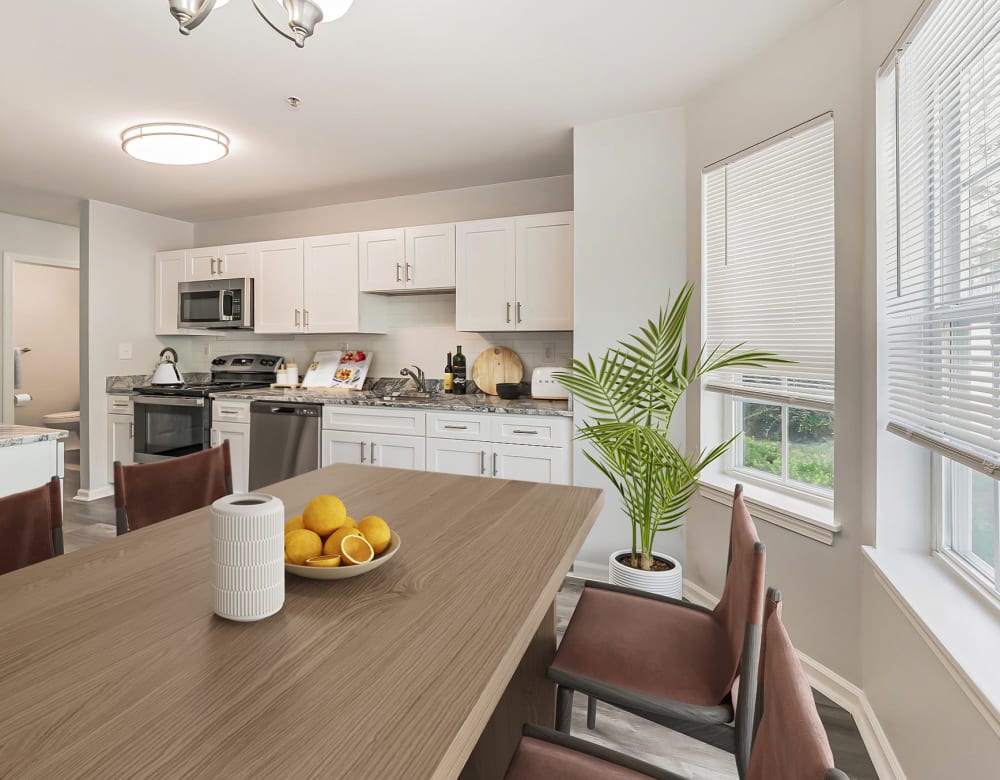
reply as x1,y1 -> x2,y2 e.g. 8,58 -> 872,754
0,464 -> 603,779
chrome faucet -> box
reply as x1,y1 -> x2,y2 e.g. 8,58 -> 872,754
400,365 -> 427,393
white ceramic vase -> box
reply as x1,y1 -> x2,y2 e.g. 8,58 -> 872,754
608,549 -> 683,598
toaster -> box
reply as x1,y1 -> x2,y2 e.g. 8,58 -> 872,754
531,367 -> 569,400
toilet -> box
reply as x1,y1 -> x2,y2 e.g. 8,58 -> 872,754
42,410 -> 80,451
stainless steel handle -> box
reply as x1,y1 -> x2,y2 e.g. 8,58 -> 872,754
218,257 -> 226,274
134,396 -> 205,407
371,441 -> 377,464
405,263 -> 412,282
512,429 -> 538,435
481,450 -> 486,475
210,257 -> 217,275
506,302 -> 511,323
304,309 -> 309,328
444,425 -> 467,430
360,441 -> 367,464
219,409 -> 240,416
129,422 -> 134,439
396,263 -> 402,283
516,301 -> 522,323
493,451 -> 498,477
295,308 -> 301,327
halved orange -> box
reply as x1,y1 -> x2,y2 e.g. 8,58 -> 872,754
340,534 -> 374,566
304,554 -> 341,568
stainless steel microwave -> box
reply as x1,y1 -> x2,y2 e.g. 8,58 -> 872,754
177,278 -> 254,329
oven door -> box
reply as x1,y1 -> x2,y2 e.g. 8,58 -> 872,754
132,396 -> 210,463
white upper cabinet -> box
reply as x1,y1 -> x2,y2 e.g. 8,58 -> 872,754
405,223 -> 456,290
185,244 -> 260,281
253,239 -> 305,334
361,224 -> 457,293
456,218 -> 517,332
185,247 -> 219,280
305,233 -> 363,333
154,250 -> 186,335
359,229 -> 406,292
456,213 -> 572,332
514,212 -> 573,331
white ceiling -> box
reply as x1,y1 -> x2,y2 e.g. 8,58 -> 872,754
0,0 -> 838,223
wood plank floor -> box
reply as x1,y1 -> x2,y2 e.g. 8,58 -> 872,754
53,469 -> 877,779
556,579 -> 878,780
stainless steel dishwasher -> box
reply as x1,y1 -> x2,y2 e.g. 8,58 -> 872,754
248,402 -> 322,490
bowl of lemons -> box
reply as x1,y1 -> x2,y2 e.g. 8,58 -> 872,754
284,494 -> 400,581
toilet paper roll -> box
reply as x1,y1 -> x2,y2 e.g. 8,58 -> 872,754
13,393 -> 31,407
211,493 -> 285,621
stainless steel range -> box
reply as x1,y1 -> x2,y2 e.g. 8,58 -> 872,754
133,354 -> 280,463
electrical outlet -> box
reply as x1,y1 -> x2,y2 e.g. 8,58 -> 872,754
118,343 -> 133,360
543,342 -> 555,361
202,342 -> 212,357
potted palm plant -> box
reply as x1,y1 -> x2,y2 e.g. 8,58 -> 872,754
555,283 -> 785,596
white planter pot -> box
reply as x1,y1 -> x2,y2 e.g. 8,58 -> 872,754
608,549 -> 682,598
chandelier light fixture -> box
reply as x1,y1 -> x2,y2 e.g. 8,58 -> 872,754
168,0 -> 354,48
121,123 -> 230,165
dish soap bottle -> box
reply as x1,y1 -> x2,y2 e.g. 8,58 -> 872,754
453,346 -> 467,395
444,352 -> 454,394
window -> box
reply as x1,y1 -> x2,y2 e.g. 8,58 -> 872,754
879,0 -> 1000,592
702,116 -> 836,499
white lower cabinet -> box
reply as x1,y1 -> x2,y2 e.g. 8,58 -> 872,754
426,437 -> 491,478
107,395 -> 135,484
322,429 -> 425,471
212,422 -> 250,493
322,429 -> 367,467
493,443 -> 570,485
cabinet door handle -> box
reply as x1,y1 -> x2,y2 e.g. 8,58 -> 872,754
219,409 -> 239,416
396,263 -> 402,283
516,302 -> 522,323
506,302 -> 511,323
481,450 -> 486,475
210,257 -> 217,275
360,441 -> 367,463
371,442 -> 377,464
129,422 -> 134,439
218,257 -> 226,274
493,451 -> 499,477
444,425 -> 468,430
405,263 -> 412,282
512,429 -> 538,435
295,308 -> 301,327
304,309 -> 309,328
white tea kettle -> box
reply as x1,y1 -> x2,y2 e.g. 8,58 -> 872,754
151,347 -> 185,386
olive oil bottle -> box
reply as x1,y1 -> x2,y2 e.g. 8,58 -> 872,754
444,352 -> 454,393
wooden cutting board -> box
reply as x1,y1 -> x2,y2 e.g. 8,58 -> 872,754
472,347 -> 524,395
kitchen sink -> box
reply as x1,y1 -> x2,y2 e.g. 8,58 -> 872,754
379,391 -> 439,401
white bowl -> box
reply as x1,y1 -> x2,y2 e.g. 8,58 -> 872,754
285,531 -> 401,581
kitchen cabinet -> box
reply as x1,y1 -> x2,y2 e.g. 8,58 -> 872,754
185,244 -> 259,281
492,442 -> 570,485
304,234 -> 386,333
426,437 -> 491,478
360,224 -> 456,293
211,398 -> 251,493
154,250 -> 186,335
456,212 -> 573,332
0,438 -> 64,499
252,239 -> 306,334
321,429 -> 424,471
106,395 -> 134,484
321,429 -> 368,467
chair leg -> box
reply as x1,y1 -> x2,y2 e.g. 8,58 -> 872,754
555,686 -> 574,733
587,695 -> 597,729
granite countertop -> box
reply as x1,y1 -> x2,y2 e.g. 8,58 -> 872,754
0,425 -> 69,447
106,373 -> 211,394
210,388 -> 572,417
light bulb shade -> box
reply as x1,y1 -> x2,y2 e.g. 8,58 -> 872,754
121,123 -> 230,165
272,0 -> 354,24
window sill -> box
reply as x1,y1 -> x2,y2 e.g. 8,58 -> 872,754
863,546 -> 1000,734
699,475 -> 841,545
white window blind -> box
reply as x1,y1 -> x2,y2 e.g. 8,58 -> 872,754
880,0 -> 1000,475
703,116 -> 836,411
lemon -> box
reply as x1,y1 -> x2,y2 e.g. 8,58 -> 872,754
284,515 -> 304,533
303,495 -> 349,537
347,516 -> 358,528
305,554 -> 341,568
358,516 -> 391,555
323,526 -> 362,556
285,529 -> 323,565
340,534 -> 374,566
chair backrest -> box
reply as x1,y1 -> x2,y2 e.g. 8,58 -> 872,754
114,441 -> 232,534
0,476 -> 63,575
746,589 -> 842,780
712,485 -> 766,687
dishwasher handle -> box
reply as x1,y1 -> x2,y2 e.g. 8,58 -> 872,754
250,401 -> 322,417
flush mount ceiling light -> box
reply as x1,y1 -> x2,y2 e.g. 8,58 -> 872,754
168,0 -> 354,48
121,123 -> 230,165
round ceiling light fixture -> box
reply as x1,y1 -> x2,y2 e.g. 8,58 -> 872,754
120,123 -> 230,165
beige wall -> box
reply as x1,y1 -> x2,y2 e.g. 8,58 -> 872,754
12,262 -> 79,428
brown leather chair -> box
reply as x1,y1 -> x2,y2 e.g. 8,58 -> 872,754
504,589 -> 850,780
114,441 -> 232,535
0,476 -> 64,575
547,485 -> 765,774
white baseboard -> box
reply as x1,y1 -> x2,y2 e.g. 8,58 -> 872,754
568,560 -> 608,583
682,580 -> 906,780
73,486 -> 113,502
